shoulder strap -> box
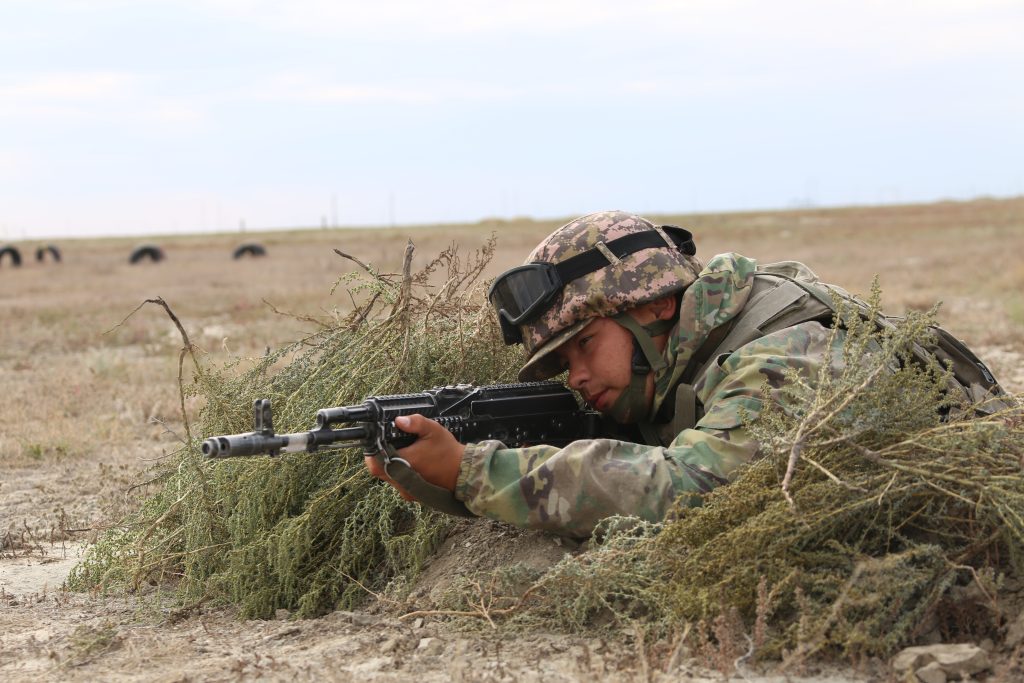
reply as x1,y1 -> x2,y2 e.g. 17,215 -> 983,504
683,272 -> 835,389
652,270 -> 837,440
647,264 -> 1014,440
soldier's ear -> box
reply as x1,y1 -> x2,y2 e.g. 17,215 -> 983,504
629,295 -> 678,324
648,294 -> 678,321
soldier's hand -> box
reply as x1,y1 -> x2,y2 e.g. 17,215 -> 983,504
364,414 -> 465,501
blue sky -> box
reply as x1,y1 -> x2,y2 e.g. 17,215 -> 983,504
2,0 -> 1022,238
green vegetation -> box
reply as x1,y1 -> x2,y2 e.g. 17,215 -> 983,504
70,241 -> 1023,664
69,238 -> 522,617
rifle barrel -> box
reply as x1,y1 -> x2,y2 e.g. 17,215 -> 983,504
202,426 -> 371,458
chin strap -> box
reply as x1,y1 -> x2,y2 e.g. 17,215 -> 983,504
606,313 -> 675,423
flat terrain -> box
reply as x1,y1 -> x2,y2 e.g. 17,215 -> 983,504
1,197 -> 1022,681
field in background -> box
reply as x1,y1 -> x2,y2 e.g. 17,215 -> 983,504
1,196 -> 1022,679
2,197 -> 1022,528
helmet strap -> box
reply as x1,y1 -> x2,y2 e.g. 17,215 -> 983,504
606,313 -> 674,423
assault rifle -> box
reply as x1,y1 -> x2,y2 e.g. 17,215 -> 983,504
201,381 -> 603,515
201,381 -> 602,459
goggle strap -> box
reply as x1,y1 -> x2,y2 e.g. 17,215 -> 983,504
553,228 -> 694,284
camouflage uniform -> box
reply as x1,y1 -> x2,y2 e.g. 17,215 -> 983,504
457,252 -> 847,538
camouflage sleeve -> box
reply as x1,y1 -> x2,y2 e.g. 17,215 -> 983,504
454,422 -> 759,538
453,322 -> 839,538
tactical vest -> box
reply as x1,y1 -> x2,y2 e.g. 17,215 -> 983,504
641,261 -> 1012,447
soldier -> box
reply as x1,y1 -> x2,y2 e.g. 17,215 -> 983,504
364,210 -> 998,538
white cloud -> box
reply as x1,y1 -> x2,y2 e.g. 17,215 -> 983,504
0,71 -> 206,125
195,0 -> 1024,56
0,72 -> 135,100
233,71 -> 529,105
0,151 -> 33,182
201,0 -> 635,34
188,0 -> 1024,101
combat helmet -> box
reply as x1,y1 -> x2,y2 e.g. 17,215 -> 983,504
488,210 -> 703,421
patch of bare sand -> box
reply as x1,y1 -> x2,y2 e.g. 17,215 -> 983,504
0,542 -> 85,598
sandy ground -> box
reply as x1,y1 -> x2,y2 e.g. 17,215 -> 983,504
0,450 -> 887,682
1,530 -> 882,683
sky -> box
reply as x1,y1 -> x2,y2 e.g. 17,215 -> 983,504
1,0 -> 1022,239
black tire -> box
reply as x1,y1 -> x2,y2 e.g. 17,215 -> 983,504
35,244 -> 62,263
0,245 -> 22,267
232,243 -> 267,259
129,244 -> 165,264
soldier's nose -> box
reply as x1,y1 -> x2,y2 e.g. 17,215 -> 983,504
567,363 -> 589,391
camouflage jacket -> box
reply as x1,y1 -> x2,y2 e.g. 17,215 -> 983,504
454,253 -> 846,538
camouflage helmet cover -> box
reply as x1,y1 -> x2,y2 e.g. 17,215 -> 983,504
516,210 -> 703,381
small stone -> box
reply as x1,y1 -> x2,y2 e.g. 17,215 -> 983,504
915,661 -> 947,683
413,617 -> 425,629
931,643 -> 989,677
893,647 -> 932,672
275,609 -> 290,620
893,644 -> 989,678
417,636 -> 444,656
380,637 -> 400,653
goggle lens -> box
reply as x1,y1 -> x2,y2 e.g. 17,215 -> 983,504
488,264 -> 559,322
488,264 -> 562,344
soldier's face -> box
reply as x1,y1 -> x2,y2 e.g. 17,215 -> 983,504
557,317 -> 640,412
555,298 -> 674,414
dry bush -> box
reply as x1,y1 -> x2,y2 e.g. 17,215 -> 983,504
68,238 -> 524,617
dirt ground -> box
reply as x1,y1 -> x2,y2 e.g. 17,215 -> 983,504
1,528 -> 885,683
2,199 -> 1023,681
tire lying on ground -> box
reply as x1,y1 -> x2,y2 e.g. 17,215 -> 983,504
232,243 -> 267,259
0,245 -> 22,267
35,244 -> 62,263
129,244 -> 165,264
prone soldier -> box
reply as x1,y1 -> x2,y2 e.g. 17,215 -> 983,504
364,210 -> 1005,538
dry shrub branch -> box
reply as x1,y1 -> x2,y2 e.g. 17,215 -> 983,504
69,237 -> 523,618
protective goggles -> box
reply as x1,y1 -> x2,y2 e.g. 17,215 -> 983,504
488,226 -> 696,345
